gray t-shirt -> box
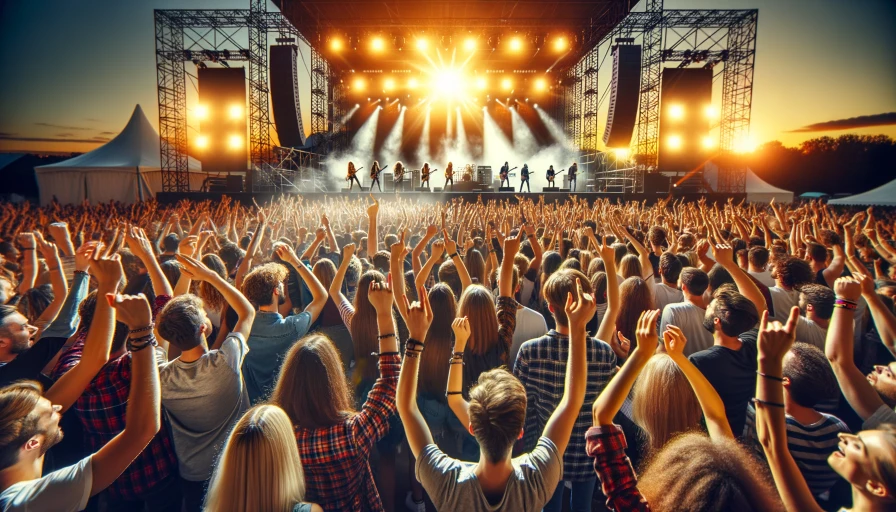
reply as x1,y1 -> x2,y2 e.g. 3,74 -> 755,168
160,332 -> 250,481
416,436 -> 562,512
0,455 -> 92,512
660,301 -> 713,356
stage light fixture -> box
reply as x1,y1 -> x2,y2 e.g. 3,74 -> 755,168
553,37 -> 567,52
434,69 -> 463,99
195,135 -> 209,149
416,38 -> 428,51
509,37 -> 523,52
228,104 -> 242,119
701,135 -> 716,149
464,38 -> 476,51
501,78 -> 513,91
228,134 -> 243,149
615,148 -> 630,159
330,38 -> 343,51
353,77 -> 366,91
667,135 -> 682,150
371,37 -> 385,52
195,104 -> 209,120
384,78 -> 395,91
533,103 -> 538,108
534,78 -> 547,91
475,76 -> 487,90
668,104 -> 685,119
704,105 -> 719,119
408,77 -> 418,89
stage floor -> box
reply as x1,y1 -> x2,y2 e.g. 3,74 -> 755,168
157,189 -> 744,205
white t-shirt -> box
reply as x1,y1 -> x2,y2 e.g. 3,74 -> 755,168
796,317 -> 827,351
509,307 -> 548,368
660,301 -> 714,356
653,282 -> 684,314
749,270 -> 775,288
769,286 -> 799,321
0,456 -> 92,512
416,436 -> 562,512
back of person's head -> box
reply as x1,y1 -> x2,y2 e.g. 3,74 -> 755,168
611,243 -> 628,267
680,267 -> 709,296
0,381 -> 47,471
784,342 -> 837,408
219,242 -> 245,274
676,253 -> 693,270
160,259 -> 182,289
16,285 -> 53,324
383,234 -> 398,248
730,239 -> 748,262
617,277 -> 654,348
648,226 -> 667,249
590,271 -> 608,305
205,405 -> 307,512
513,254 -> 530,285
372,251 -> 390,273
272,334 -> 354,429
351,270 -> 387,380
464,248 -> 486,285
559,258 -> 582,272
162,233 -> 180,253
438,259 -> 462,299
806,242 -> 828,264
774,256 -> 814,290
543,269 -> 591,327
458,285 -> 499,355
242,262 -> 289,308
540,251 -> 563,283
678,233 -> 697,252
708,264 -> 734,293
639,432 -> 780,511
748,246 -> 770,270
419,284 -> 456,396
632,354 -> 701,455
659,252 -> 683,284
587,256 -> 605,278
799,284 -> 835,320
312,258 -> 337,290
704,289 -> 759,338
468,368 -> 526,463
198,254 -> 228,312
619,254 -> 642,280
157,294 -> 208,351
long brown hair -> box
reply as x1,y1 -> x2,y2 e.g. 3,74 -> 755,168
351,270 -> 387,382
464,248 -> 486,285
312,258 -> 337,291
619,254 -> 642,280
419,284 -> 456,396
617,277 -> 654,350
271,334 -> 355,429
199,254 -> 228,313
457,285 -> 499,357
632,354 -> 702,455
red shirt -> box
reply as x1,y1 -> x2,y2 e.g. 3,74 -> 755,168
585,424 -> 651,512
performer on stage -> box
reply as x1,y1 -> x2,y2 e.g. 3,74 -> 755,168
393,161 -> 405,192
500,161 -> 511,188
519,163 -> 530,192
346,161 -> 362,191
370,160 -> 383,192
445,162 -> 454,189
462,164 -> 473,182
546,165 -> 556,187
421,162 -> 431,188
568,161 -> 578,191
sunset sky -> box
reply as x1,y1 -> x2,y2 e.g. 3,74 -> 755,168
1,0 -> 894,155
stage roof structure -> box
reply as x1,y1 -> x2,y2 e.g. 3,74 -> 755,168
828,179 -> 896,207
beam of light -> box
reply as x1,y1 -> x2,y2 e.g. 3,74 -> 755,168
509,106 -> 538,158
334,104 -> 360,130
509,37 -> 523,52
417,106 -> 431,164
733,134 -> 757,153
195,135 -> 209,149
353,77 -> 366,91
535,106 -> 575,151
380,107 -> 406,164
228,104 -> 243,119
416,38 -> 428,51
228,134 -> 243,149
501,78 -> 513,91
323,106 -> 381,190
615,148 -> 630,159
702,135 -> 716,149
482,109 -> 515,171
455,107 -> 469,158
195,104 -> 209,120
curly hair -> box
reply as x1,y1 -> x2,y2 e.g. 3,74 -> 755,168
241,262 -> 289,308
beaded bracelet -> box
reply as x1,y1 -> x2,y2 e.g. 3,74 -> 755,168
835,296 -> 858,305
406,338 -> 425,352
756,371 -> 784,382
404,349 -> 420,359
834,299 -> 858,310
370,351 -> 401,357
127,335 -> 157,353
448,252 -> 458,259
751,398 -> 785,409
452,351 -> 464,359
129,324 -> 155,334
74,269 -> 89,276
377,333 -> 396,340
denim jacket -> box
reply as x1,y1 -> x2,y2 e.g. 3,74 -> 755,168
242,310 -> 311,404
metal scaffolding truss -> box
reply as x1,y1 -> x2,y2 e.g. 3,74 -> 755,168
580,47 -> 600,152
310,45 -> 329,139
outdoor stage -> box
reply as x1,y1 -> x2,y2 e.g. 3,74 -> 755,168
156,190 -> 745,206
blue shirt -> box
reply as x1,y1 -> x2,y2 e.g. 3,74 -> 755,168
243,310 -> 312,404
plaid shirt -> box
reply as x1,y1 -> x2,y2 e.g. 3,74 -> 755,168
585,424 -> 650,512
514,330 -> 616,481
294,354 -> 400,512
52,295 -> 176,501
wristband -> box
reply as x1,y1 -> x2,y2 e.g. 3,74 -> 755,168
404,349 -> 420,359
834,299 -> 858,310
446,391 -> 463,396
129,324 -> 155,334
406,338 -> 425,352
371,351 -> 400,357
74,269 -> 90,276
834,296 -> 858,305
127,334 -> 157,353
451,351 -> 464,359
448,252 -> 458,259
751,398 -> 785,409
377,333 -> 396,340
756,371 -> 783,382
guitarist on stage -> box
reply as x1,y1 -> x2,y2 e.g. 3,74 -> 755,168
370,160 -> 384,192
393,161 -> 405,192
519,163 -> 530,192
444,162 -> 454,189
546,165 -> 556,187
421,162 -> 431,188
346,161 -> 363,191
499,161 -> 511,188
568,161 -> 578,191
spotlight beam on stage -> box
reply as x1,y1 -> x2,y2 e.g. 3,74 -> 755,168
510,105 -> 539,159
482,108 -> 515,171
380,106 -> 407,164
417,106 -> 431,165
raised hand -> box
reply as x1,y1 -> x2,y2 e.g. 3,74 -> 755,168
341,243 -> 356,260
275,243 -> 301,266
106,292 -> 152,330
390,230 -> 409,261
565,277 -> 597,331
852,272 -> 875,297
367,279 -> 393,314
662,324 -> 688,358
33,231 -> 58,261
713,243 -> 734,266
367,194 -> 380,218
834,276 -> 862,302
16,232 -> 36,249
175,253 -> 218,282
596,233 -> 615,263
405,286 -> 433,341
442,229 -> 458,255
92,250 -> 124,289
502,224 -> 527,257
430,240 -> 445,259
177,234 -> 199,257
634,309 -> 661,355
126,226 -> 156,260
610,331 -> 631,361
425,224 -> 438,238
451,317 -> 471,352
74,241 -> 99,272
756,307 -> 799,365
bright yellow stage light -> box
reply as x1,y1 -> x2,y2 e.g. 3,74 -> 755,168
509,37 -> 523,51
408,77 -> 418,89
416,38 -> 428,51
195,135 -> 209,149
667,135 -> 682,150
702,135 -> 716,149
228,104 -> 242,119
195,104 -> 209,120
704,105 -> 719,119
228,134 -> 243,149
501,78 -> 513,91
383,78 -> 395,91
668,104 -> 685,119
330,38 -> 343,51
733,135 -> 758,153
371,37 -> 385,52
434,69 -> 463,99
534,78 -> 547,91
553,37 -> 567,52
353,77 -> 366,91
615,148 -> 630,159
464,38 -> 476,51
475,76 -> 487,90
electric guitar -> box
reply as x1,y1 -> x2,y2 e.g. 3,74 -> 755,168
445,168 -> 454,180
546,168 -> 567,184
421,168 -> 438,181
345,167 -> 364,181
499,166 -> 519,180
370,163 -> 393,180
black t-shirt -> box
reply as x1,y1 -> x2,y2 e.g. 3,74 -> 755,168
0,336 -> 67,388
688,329 -> 759,437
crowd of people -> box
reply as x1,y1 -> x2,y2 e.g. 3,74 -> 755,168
0,193 -> 894,512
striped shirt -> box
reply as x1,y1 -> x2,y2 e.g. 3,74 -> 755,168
514,330 -> 617,481
744,405 -> 850,497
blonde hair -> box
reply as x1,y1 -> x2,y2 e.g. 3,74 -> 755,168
632,354 -> 702,455
204,405 -> 307,512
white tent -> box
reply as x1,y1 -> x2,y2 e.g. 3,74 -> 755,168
703,161 -> 794,203
828,179 -> 896,206
35,105 -> 203,205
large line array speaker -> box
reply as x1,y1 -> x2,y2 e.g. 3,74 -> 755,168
602,43 -> 642,148
270,45 -> 306,147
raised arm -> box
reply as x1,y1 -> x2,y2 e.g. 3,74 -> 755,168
854,272 -> 896,357
542,278 -> 595,456
32,233 -> 67,333
825,277 -> 888,420
367,194 -> 379,258
714,244 -> 767,314
176,253 -> 256,340
389,232 -> 411,321
127,227 -> 173,297
592,310 -> 659,425
39,242 -> 97,340
329,243 -> 356,306
17,233 -> 38,294
499,228 -> 525,298
277,244 -> 327,323
593,232 -> 620,345
446,317 -> 471,428
234,211 -> 267,289
415,240 -> 444,292
664,325 -> 734,440
396,285 -> 436,458
524,223 -> 543,273
412,225 -> 438,275
89,292 -> 162,497
753,306 -> 824,512
301,228 -> 326,261
172,235 -> 198,297
442,229 -> 472,292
